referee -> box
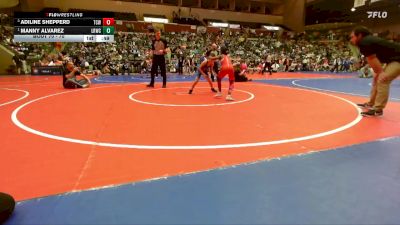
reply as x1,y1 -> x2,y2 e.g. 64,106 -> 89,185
147,30 -> 169,88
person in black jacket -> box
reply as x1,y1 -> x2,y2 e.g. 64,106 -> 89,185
350,26 -> 400,117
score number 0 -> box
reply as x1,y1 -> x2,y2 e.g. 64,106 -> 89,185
102,18 -> 115,26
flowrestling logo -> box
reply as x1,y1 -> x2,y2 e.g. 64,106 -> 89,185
367,11 -> 388,18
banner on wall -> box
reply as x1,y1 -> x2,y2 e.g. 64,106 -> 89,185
31,66 -> 63,75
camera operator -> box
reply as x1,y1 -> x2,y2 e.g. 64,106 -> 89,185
63,61 -> 91,89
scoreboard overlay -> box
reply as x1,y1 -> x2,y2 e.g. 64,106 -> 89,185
13,12 -> 115,42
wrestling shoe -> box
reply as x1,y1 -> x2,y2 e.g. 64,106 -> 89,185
226,95 -> 234,101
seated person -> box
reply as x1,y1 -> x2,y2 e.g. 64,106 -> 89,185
102,64 -> 111,74
54,55 -> 64,66
252,63 -> 263,74
63,61 -> 91,89
271,62 -> 279,72
109,62 -> 119,76
234,61 -> 252,82
93,69 -> 102,76
359,65 -> 373,78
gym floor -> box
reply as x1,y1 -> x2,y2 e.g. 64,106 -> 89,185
1,72 -> 400,224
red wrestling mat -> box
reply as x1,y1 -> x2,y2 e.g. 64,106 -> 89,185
0,75 -> 57,86
1,79 -> 400,201
0,88 -> 28,106
247,72 -> 354,80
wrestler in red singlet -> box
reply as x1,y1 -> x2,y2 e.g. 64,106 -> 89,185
215,47 -> 235,101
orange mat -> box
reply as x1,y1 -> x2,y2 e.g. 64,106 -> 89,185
1,78 -> 399,201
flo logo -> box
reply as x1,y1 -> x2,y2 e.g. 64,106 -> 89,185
367,11 -> 388,18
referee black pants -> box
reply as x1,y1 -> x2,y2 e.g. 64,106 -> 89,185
262,62 -> 272,75
150,55 -> 166,86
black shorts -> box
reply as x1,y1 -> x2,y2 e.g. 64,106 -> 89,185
63,78 -> 88,89
213,61 -> 220,73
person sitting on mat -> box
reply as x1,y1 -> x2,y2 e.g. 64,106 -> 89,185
188,50 -> 218,94
63,61 -> 91,89
234,60 -> 252,82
